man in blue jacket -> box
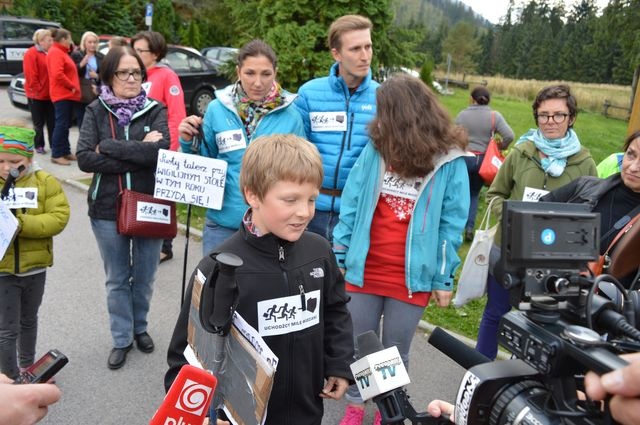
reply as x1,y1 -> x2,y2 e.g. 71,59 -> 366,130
295,14 -> 379,242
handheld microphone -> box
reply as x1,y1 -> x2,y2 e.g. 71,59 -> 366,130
1,165 -> 25,200
150,364 -> 217,425
351,331 -> 450,424
427,327 -> 490,370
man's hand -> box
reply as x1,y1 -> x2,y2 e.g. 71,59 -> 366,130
585,352 -> 640,425
0,374 -> 61,425
427,399 -> 454,422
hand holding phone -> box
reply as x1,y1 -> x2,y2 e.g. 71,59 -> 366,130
14,349 -> 68,384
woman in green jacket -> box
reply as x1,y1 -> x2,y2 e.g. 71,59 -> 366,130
475,85 -> 597,360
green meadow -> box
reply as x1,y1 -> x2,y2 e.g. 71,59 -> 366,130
174,87 -> 630,340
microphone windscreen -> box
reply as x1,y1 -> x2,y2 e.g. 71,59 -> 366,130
356,330 -> 384,359
428,327 -> 490,370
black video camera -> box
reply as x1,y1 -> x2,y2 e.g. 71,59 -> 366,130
454,201 -> 640,425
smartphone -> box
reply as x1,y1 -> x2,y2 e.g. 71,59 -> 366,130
14,349 -> 68,384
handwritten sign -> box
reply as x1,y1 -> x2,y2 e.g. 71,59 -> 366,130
154,149 -> 227,210
0,202 -> 19,260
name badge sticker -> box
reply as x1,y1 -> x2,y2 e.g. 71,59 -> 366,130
136,201 -> 172,224
310,112 -> 348,132
216,129 -> 247,154
257,290 -> 321,336
522,186 -> 549,202
2,187 -> 38,209
381,172 -> 423,200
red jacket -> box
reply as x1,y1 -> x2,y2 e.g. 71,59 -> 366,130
144,65 -> 186,150
46,43 -> 81,102
23,46 -> 50,100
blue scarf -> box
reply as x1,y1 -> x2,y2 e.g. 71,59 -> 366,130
99,85 -> 147,127
516,128 -> 581,177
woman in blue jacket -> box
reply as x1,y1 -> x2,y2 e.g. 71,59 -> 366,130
333,74 -> 469,425
178,39 -> 305,255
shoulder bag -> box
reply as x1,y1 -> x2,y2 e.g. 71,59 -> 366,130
478,112 -> 505,186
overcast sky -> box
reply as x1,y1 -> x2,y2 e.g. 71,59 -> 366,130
459,0 -> 611,24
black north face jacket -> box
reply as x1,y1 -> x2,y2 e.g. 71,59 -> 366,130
165,224 -> 354,425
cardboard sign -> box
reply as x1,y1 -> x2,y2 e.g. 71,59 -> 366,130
0,202 -> 18,260
154,149 -> 227,210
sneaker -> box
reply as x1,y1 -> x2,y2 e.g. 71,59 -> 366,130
339,405 -> 365,425
35,147 -> 46,154
373,410 -> 382,425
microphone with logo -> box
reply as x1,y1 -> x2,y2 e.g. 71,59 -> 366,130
350,330 -> 452,425
150,364 -> 217,425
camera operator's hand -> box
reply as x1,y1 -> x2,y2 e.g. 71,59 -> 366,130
427,399 -> 454,422
584,352 -> 640,425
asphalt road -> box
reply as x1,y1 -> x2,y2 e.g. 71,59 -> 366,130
0,86 -> 467,424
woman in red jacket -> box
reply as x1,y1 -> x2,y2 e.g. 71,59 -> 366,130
46,28 -> 81,166
22,29 -> 55,154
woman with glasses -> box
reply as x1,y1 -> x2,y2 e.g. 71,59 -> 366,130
131,31 -> 186,264
474,84 -> 597,360
76,46 -> 170,370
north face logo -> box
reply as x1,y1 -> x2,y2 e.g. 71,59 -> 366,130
310,268 -> 325,278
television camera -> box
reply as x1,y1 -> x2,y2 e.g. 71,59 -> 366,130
452,201 -> 640,425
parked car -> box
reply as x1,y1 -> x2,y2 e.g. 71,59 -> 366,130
201,46 -> 237,65
0,15 -> 60,82
8,41 -> 232,116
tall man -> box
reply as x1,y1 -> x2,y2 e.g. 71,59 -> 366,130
295,15 -> 379,241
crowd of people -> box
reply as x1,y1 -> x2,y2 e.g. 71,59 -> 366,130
1,13 -> 639,425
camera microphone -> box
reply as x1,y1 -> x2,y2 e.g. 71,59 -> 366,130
1,165 -> 25,200
428,327 -> 490,369
150,364 -> 217,425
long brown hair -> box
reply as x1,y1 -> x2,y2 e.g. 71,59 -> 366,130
369,74 -> 467,178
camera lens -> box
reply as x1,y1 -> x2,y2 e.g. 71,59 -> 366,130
490,380 -> 556,425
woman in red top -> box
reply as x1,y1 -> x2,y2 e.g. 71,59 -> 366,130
22,29 -> 54,154
46,28 -> 81,166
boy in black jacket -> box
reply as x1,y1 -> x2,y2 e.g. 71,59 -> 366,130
165,134 -> 354,425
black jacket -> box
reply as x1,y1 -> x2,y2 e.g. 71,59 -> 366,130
165,224 -> 354,425
540,174 -> 623,208
76,98 -> 170,220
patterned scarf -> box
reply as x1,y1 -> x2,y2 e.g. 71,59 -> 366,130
99,85 -> 147,127
516,128 -> 581,177
234,81 -> 284,137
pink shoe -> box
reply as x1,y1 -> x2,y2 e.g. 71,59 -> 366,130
339,405 -> 366,425
373,410 -> 382,425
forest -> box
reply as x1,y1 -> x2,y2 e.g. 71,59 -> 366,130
5,0 -> 639,90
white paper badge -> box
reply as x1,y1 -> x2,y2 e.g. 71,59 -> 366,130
136,201 -> 172,224
2,187 -> 38,209
381,172 -> 423,201
216,129 -> 247,154
522,186 -> 549,202
257,290 -> 321,336
309,112 -> 348,132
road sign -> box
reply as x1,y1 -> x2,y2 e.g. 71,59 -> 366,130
145,3 -> 153,27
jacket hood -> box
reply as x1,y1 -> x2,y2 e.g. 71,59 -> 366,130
215,83 -> 297,114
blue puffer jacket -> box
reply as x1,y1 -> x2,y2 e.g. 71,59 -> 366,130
294,63 -> 379,213
333,143 -> 470,296
180,84 -> 305,229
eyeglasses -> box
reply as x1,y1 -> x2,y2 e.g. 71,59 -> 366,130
536,113 -> 570,124
134,48 -> 151,54
114,69 -> 143,81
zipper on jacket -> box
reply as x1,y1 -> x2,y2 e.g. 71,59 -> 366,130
299,284 -> 307,311
278,245 -> 285,262
346,111 -> 355,150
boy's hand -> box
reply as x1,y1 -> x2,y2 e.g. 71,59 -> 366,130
320,376 -> 349,400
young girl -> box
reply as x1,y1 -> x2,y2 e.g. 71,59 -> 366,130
333,74 -> 469,425
0,123 -> 70,380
